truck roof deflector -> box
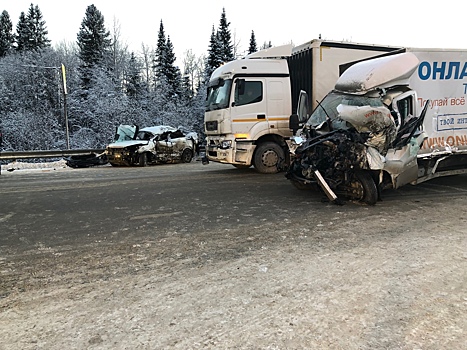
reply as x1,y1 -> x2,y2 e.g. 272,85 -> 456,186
245,44 -> 293,59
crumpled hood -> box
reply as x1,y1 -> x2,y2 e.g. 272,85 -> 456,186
107,140 -> 149,149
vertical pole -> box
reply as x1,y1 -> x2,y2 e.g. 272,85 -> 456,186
61,64 -> 70,149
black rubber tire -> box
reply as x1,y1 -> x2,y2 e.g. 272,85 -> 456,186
138,152 -> 148,167
253,142 -> 284,174
181,149 -> 193,163
354,171 -> 378,205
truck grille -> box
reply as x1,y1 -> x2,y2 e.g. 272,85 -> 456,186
205,121 -> 218,131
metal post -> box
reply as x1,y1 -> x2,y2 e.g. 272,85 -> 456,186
61,64 -> 70,149
63,92 -> 70,149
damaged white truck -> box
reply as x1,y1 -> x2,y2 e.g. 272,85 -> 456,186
286,49 -> 467,204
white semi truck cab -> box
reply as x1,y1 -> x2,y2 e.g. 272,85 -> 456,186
203,45 -> 294,173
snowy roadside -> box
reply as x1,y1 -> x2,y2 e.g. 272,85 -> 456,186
0,159 -> 69,173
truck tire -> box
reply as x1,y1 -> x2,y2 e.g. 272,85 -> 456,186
253,141 -> 284,174
181,149 -> 193,163
138,152 -> 148,167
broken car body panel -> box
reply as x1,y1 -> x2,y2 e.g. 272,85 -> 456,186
286,53 -> 429,204
106,125 -> 198,166
64,152 -> 108,168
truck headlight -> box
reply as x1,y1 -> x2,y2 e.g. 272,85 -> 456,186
220,140 -> 232,149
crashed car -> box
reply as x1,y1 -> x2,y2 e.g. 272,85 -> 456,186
286,53 -> 429,205
105,125 -> 198,167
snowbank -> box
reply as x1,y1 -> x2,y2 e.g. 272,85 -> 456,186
0,159 -> 68,173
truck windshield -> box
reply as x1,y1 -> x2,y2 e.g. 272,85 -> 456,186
307,92 -> 385,129
205,79 -> 232,111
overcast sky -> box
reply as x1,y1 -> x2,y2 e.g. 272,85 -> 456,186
3,0 -> 465,65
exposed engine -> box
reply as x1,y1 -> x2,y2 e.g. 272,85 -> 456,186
286,128 -> 372,199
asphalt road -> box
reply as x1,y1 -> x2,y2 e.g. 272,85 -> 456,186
1,161 -> 466,349
1,161 -> 467,252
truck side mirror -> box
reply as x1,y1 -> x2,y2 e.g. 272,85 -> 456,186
289,114 -> 300,135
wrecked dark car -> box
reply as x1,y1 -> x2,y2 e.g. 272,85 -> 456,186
286,53 -> 429,205
105,125 -> 199,167
64,152 -> 108,168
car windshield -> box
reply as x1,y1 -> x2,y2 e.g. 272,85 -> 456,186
205,78 -> 232,111
114,125 -> 137,142
307,91 -> 385,130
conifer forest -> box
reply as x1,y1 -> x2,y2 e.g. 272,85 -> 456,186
0,5 -> 266,151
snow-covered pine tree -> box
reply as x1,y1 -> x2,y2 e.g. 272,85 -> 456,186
164,36 -> 182,98
77,4 -> 111,89
260,41 -> 273,50
15,4 -> 50,52
0,11 -> 15,57
153,20 -> 167,87
27,4 -> 50,50
205,25 -> 222,80
153,21 -> 182,100
218,8 -> 234,63
14,12 -> 28,52
248,30 -> 257,54
125,52 -> 144,98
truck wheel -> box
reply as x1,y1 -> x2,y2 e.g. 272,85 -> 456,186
181,149 -> 193,163
253,142 -> 284,174
138,153 -> 148,167
350,171 -> 378,205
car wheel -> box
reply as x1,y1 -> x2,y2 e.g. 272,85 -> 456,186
349,171 -> 378,205
253,141 -> 284,174
181,149 -> 193,163
138,153 -> 148,167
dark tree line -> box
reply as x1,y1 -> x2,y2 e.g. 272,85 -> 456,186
0,5 -> 264,152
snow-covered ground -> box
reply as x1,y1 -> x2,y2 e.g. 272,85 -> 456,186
0,159 -> 69,173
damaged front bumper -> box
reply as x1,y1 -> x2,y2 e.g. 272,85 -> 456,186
204,136 -> 255,166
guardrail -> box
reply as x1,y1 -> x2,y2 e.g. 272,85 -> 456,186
0,149 -> 105,160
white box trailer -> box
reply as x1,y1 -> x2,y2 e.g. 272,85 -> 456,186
203,39 -> 401,173
406,48 -> 467,182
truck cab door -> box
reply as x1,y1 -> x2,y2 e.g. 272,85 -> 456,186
230,79 -> 267,136
392,91 -> 428,149
385,92 -> 429,188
